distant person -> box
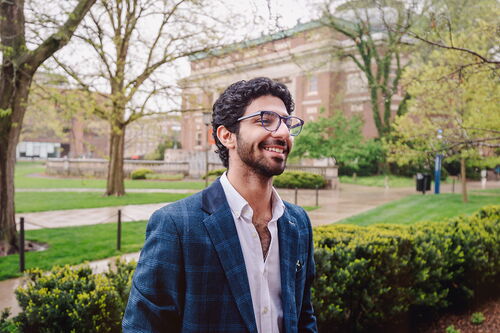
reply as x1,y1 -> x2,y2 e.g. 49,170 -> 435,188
123,77 -> 317,332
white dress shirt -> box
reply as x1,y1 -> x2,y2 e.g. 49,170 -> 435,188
220,173 -> 284,333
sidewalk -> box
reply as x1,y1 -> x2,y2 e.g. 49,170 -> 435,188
16,203 -> 168,230
16,184 -> 415,230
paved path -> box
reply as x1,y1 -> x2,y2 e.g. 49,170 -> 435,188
16,203 -> 168,230
4,180 -> 499,316
16,188 -> 197,193
15,184 -> 416,229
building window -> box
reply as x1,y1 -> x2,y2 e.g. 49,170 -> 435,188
196,131 -> 202,146
346,73 -> 368,94
307,75 -> 318,95
306,106 -> 317,114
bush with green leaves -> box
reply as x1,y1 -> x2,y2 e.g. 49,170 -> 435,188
273,171 -> 327,189
14,259 -> 135,333
0,309 -> 18,333
312,205 -> 500,332
446,325 -> 461,333
202,168 -> 226,180
130,168 -> 153,180
470,312 -> 485,325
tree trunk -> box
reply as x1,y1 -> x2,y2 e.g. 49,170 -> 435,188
106,123 -> 126,196
460,157 -> 468,203
0,72 -> 32,254
0,132 -> 20,255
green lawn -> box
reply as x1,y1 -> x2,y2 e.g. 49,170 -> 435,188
0,221 -> 147,281
303,206 -> 320,212
339,175 -> 417,188
15,192 -> 189,213
471,188 -> 500,195
15,162 -> 205,190
339,193 -> 500,226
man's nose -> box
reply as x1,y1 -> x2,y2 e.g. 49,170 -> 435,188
272,120 -> 291,138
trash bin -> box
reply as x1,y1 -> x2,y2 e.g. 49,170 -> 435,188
416,173 -> 431,193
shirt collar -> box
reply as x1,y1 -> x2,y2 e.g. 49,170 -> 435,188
220,172 -> 285,221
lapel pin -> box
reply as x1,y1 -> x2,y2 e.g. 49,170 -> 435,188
288,220 -> 295,226
296,260 -> 302,271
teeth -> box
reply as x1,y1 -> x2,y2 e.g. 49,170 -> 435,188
265,147 -> 284,153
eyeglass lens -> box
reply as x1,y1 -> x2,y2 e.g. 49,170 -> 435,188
261,111 -> 302,136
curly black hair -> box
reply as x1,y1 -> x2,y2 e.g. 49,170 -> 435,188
212,77 -> 295,168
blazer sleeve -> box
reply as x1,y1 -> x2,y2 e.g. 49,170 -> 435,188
122,209 -> 184,332
298,211 -> 318,333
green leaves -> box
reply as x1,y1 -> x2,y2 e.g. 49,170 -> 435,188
291,112 -> 384,175
14,262 -> 130,332
273,171 -> 327,189
312,205 -> 500,332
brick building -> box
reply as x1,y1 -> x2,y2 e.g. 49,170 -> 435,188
179,20 -> 405,152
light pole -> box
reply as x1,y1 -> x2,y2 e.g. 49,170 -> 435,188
202,112 -> 212,188
434,129 -> 443,194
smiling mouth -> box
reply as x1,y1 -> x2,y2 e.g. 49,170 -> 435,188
264,147 -> 285,154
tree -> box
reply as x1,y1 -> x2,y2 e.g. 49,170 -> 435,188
408,0 -> 500,72
54,0 -> 228,196
291,111 -> 384,175
386,0 -> 500,202
318,0 -> 417,137
0,0 -> 95,254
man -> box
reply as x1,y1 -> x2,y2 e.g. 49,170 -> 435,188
123,77 -> 317,332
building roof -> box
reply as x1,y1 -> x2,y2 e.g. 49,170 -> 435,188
189,20 -> 324,61
189,16 -> 360,62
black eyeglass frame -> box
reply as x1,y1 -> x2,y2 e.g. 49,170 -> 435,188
236,111 -> 304,136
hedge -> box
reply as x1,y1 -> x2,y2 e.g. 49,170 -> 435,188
202,168 -> 226,180
273,171 -> 327,189
312,205 -> 500,332
130,168 -> 153,180
11,259 -> 135,333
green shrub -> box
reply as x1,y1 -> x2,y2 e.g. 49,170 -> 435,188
202,168 -> 226,180
312,205 -> 500,332
470,312 -> 485,325
273,171 -> 327,189
14,260 -> 136,333
446,325 -> 461,333
130,168 -> 153,180
0,309 -> 18,333
145,173 -> 184,181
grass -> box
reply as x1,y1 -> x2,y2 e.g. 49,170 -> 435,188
15,192 -> 189,213
338,193 -> 500,226
339,174 -> 417,188
14,162 -> 205,190
471,188 -> 500,195
0,221 -> 147,281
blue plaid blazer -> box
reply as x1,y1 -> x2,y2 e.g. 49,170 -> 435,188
123,179 -> 317,332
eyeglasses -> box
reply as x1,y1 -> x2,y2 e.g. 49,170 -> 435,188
236,111 -> 304,136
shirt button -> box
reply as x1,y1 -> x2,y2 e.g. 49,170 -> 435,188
262,306 -> 269,314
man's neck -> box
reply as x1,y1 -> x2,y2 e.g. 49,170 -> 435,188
226,168 -> 273,217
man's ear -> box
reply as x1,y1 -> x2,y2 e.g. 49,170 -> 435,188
217,125 -> 236,149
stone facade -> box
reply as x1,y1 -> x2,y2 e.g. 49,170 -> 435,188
124,114 -> 181,159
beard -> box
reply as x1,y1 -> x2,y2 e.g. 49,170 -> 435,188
236,134 -> 288,178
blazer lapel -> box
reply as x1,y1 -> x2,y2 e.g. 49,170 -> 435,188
201,180 -> 257,333
278,209 -> 299,331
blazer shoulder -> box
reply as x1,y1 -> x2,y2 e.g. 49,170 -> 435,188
147,191 -> 204,233
283,201 -> 308,218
